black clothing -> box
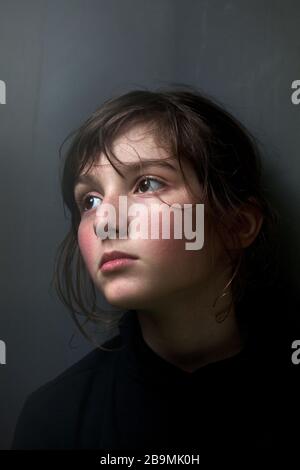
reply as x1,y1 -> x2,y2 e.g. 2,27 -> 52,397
12,286 -> 300,457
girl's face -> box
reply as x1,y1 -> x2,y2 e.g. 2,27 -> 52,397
74,124 -> 230,310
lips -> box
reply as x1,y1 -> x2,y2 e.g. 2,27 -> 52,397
99,250 -> 138,268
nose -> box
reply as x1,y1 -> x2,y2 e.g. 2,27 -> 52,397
93,218 -> 119,238
93,192 -> 129,239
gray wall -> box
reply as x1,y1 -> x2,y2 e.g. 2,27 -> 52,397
0,0 -> 299,450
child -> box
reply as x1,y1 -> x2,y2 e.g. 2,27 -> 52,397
12,86 -> 300,456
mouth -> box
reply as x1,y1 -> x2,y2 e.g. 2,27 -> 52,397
100,257 -> 138,273
99,250 -> 139,273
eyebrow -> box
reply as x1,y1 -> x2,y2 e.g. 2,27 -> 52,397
73,159 -> 178,187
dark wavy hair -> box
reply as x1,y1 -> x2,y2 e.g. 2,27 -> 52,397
51,85 -> 281,349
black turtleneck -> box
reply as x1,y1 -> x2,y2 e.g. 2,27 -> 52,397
110,308 -> 276,452
12,284 -> 300,457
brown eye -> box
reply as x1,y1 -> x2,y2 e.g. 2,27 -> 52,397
77,194 -> 102,213
136,177 -> 164,194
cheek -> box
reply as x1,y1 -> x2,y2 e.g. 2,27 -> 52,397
145,237 -> 186,260
77,222 -> 98,273
141,205 -> 209,264
136,236 -> 207,278
135,208 -> 222,281
160,238 -> 208,264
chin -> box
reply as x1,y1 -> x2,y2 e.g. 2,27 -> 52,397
102,287 -> 152,311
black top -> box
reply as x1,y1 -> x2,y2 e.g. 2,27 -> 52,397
12,286 -> 300,456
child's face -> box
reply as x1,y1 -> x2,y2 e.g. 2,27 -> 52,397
74,123 -> 229,311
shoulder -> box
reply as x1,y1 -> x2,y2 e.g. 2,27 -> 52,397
12,335 -> 122,449
26,334 -> 121,398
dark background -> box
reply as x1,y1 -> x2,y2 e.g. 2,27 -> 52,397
0,0 -> 299,450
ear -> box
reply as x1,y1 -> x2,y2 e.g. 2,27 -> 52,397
233,196 -> 264,248
219,197 -> 264,251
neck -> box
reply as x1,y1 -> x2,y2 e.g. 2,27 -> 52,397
135,285 -> 245,373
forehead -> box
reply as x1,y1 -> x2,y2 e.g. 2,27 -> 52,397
75,123 -> 204,200
98,123 -> 172,167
